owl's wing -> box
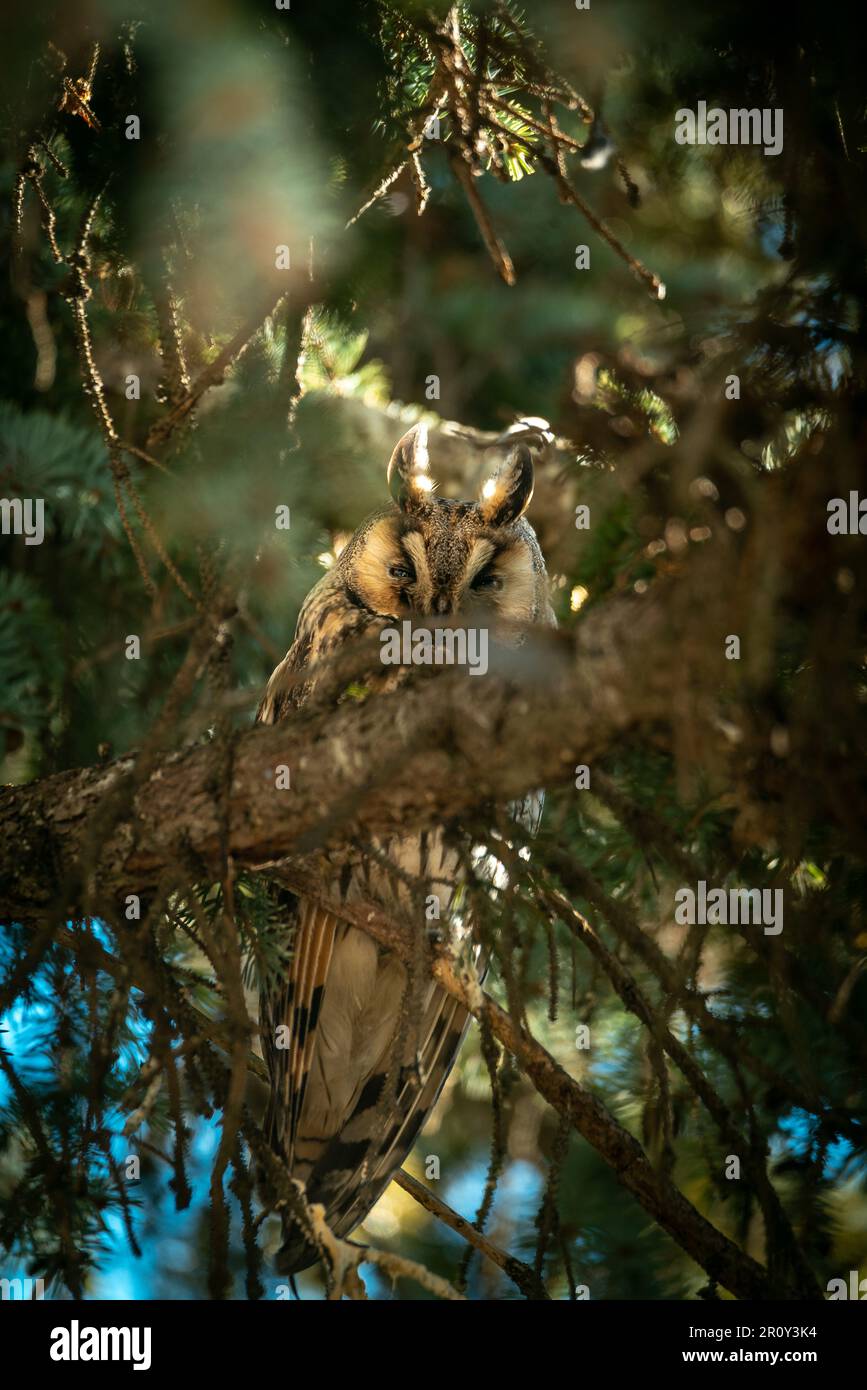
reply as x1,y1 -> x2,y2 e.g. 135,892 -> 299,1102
320,969 -> 471,1242
260,898 -> 339,1176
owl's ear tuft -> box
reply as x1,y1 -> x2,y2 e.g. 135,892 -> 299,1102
478,443 -> 534,526
387,423 -> 434,511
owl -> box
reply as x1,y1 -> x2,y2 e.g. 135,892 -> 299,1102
256,422 -> 553,1272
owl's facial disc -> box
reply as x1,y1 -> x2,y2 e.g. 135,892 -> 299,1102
348,508 -> 536,623
348,517 -> 419,617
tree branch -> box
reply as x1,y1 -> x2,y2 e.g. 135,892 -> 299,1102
33,902 -> 792,1301
394,1168 -> 548,1299
0,589 -> 680,919
427,954 -> 798,1302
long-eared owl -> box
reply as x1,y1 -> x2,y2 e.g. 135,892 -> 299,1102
256,422 -> 553,1271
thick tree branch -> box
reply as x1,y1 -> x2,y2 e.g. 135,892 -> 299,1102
0,589 -> 684,919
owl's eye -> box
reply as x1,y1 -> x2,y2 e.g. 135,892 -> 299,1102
471,569 -> 503,592
388,563 -> 414,582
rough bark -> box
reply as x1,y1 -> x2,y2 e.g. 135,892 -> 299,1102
0,587 -> 680,920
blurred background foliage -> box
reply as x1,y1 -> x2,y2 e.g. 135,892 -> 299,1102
1,0 -> 866,1299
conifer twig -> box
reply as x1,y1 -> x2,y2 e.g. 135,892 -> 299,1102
394,1168 -> 548,1299
146,285 -> 301,448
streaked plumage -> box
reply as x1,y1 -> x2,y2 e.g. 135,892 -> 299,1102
256,423 -> 553,1270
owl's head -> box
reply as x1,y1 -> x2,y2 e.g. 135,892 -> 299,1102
338,424 -> 551,625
